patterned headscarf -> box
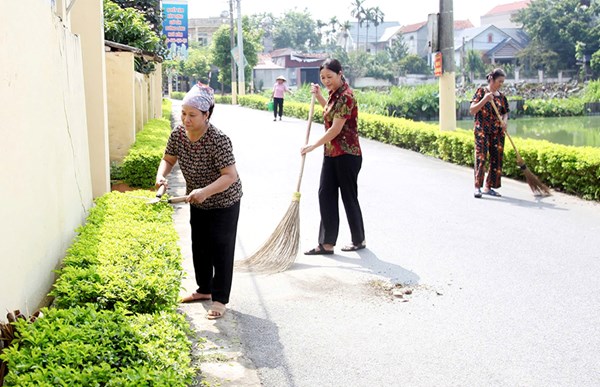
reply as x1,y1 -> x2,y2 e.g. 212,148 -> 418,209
182,82 -> 215,112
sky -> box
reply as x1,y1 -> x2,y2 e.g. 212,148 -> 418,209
187,0 -> 518,27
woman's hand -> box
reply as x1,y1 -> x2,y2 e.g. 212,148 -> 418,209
500,120 -> 508,131
483,92 -> 494,103
300,144 -> 316,155
155,176 -> 168,189
310,83 -> 321,95
186,188 -> 209,204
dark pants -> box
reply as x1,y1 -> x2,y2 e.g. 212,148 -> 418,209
190,200 -> 240,304
273,97 -> 284,118
318,155 -> 365,246
474,129 -> 505,189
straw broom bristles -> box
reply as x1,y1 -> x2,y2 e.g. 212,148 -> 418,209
489,98 -> 551,196
236,95 -> 317,273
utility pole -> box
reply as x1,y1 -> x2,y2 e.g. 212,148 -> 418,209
229,0 -> 237,104
236,0 -> 245,95
438,0 -> 456,131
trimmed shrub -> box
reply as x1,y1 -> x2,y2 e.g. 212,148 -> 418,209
523,98 -> 585,117
170,91 -> 185,100
121,100 -> 172,188
239,94 -> 600,200
50,191 -> 183,314
1,306 -> 194,386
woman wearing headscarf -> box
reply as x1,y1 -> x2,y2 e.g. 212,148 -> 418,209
470,68 -> 509,198
156,83 -> 242,319
301,58 -> 365,255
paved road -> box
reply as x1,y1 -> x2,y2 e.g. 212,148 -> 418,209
171,101 -> 600,386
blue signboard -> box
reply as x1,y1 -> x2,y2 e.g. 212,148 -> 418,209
162,0 -> 188,59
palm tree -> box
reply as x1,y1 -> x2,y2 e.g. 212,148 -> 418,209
316,19 -> 327,47
350,0 -> 365,51
372,7 -> 385,53
329,16 -> 339,47
341,20 -> 352,52
364,7 -> 375,53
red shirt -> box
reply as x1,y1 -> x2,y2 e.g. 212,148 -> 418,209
323,82 -> 361,157
471,87 -> 510,134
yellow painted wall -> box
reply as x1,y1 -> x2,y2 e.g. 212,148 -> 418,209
135,74 -> 144,133
0,2 -> 93,312
106,52 -> 136,162
71,0 -> 111,198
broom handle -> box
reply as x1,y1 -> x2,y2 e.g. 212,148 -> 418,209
487,91 -> 524,165
295,94 -> 317,193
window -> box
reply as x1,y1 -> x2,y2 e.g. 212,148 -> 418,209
198,33 -> 208,46
488,33 -> 493,43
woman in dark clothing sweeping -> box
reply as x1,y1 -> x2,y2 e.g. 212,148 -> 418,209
301,58 -> 365,255
156,83 -> 242,319
470,68 -> 510,198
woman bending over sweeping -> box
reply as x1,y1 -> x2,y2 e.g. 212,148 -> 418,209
156,83 -> 242,319
470,68 -> 510,199
301,58 -> 366,255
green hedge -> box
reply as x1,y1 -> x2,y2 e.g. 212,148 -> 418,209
170,91 -> 185,100
239,95 -> 600,200
1,307 -> 193,386
523,98 -> 585,117
0,191 -> 195,385
121,99 -> 172,188
50,191 -> 183,314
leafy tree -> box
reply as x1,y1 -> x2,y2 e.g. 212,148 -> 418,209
513,0 -> 600,71
272,10 -> 320,51
340,20 -> 353,52
517,41 -> 560,76
591,49 -> 600,79
103,0 -> 164,73
363,7 -> 375,52
366,51 -> 395,82
465,50 -> 485,81
182,46 -> 211,83
111,0 -> 162,34
399,54 -> 430,75
372,6 -> 385,53
210,17 -> 263,91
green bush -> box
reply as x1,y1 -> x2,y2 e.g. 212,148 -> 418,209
583,80 -> 600,103
523,98 -> 585,117
215,95 -> 232,104
1,306 -> 194,386
170,91 -> 185,100
50,191 -> 183,314
121,100 -> 172,188
239,95 -> 600,200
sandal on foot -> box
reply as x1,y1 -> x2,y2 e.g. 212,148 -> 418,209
304,244 -> 334,255
207,302 -> 226,320
180,292 -> 211,303
483,189 -> 501,197
341,243 -> 366,252
474,189 -> 482,198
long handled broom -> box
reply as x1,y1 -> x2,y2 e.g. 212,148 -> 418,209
236,94 -> 317,273
489,98 -> 551,196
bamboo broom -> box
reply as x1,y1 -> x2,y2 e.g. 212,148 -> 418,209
236,94 -> 317,273
489,97 -> 551,196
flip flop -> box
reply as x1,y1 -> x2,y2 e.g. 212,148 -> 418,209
180,292 -> 211,303
341,243 -> 366,252
483,189 -> 502,197
207,302 -> 226,320
304,244 -> 334,255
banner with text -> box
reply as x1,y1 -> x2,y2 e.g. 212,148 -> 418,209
162,0 -> 188,60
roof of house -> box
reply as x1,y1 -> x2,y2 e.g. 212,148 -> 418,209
347,21 -> 401,43
454,24 -> 509,49
484,37 -> 523,58
379,26 -> 403,42
454,19 -> 475,30
484,0 -> 530,16
400,21 -> 427,34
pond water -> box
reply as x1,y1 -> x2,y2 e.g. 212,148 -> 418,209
450,116 -> 600,148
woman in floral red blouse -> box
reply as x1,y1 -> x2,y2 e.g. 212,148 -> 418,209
470,68 -> 510,198
301,58 -> 365,255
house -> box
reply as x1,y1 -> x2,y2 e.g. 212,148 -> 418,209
188,16 -> 228,47
480,0 -> 530,28
341,21 -> 401,52
455,24 -> 528,67
253,49 -> 328,91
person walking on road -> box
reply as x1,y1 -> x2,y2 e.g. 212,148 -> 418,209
469,68 -> 510,199
301,58 -> 365,255
271,75 -> 292,121
156,82 -> 243,319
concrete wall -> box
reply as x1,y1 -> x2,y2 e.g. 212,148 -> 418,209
71,0 -> 111,198
0,2 -> 93,312
106,53 -> 164,162
106,52 -> 136,162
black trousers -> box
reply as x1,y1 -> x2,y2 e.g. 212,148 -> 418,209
318,155 -> 365,246
190,200 -> 240,304
273,97 -> 284,118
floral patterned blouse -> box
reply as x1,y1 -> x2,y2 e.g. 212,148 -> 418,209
471,87 -> 510,134
165,124 -> 242,209
323,81 -> 361,157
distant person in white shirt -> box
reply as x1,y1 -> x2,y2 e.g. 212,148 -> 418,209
271,75 -> 292,121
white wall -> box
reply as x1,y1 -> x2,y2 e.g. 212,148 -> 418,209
0,2 -> 93,312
